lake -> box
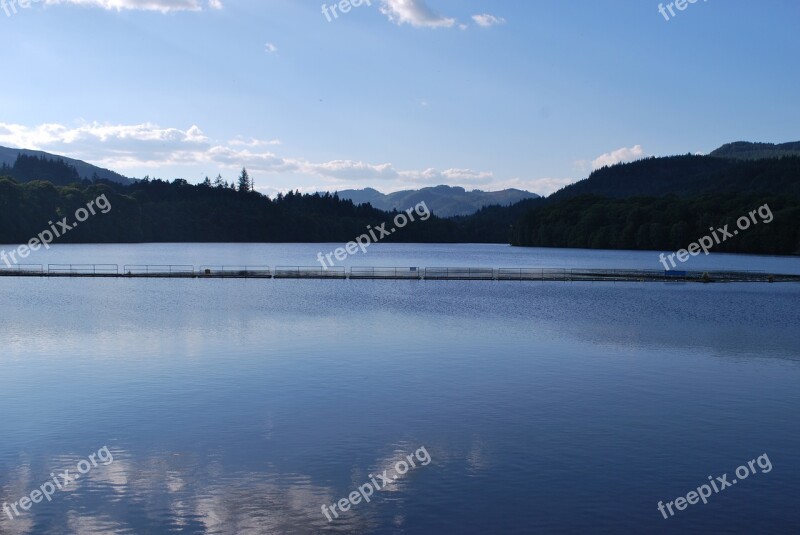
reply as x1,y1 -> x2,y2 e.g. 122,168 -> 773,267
1,244 -> 799,534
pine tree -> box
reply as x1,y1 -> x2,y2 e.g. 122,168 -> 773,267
237,167 -> 251,193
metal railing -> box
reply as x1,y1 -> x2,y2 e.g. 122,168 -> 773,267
199,266 -> 272,278
497,268 -> 544,281
274,266 -> 347,279
123,265 -> 195,276
423,267 -> 496,280
350,267 -> 422,279
48,264 -> 119,275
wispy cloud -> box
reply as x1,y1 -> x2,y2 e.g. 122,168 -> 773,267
379,0 -> 456,29
0,121 -> 570,195
472,13 -> 505,27
264,42 -> 278,54
591,144 -> 645,170
499,177 -> 576,196
42,0 -> 222,13
0,121 -> 511,192
303,162 -> 495,186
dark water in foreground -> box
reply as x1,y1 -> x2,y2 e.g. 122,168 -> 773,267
1,245 -> 799,534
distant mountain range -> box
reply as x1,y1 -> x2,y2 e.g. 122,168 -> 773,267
335,185 -> 540,217
0,145 -> 132,185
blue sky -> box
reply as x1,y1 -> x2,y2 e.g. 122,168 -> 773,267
0,0 -> 798,196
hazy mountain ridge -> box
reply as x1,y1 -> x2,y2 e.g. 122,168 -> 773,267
0,146 -> 132,185
335,185 -> 540,217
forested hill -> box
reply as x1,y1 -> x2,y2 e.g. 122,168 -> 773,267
1,154 -> 83,187
709,141 -> 800,161
511,155 -> 800,255
547,155 -> 800,202
0,147 -> 132,185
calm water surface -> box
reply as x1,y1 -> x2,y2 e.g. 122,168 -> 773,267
1,244 -> 799,534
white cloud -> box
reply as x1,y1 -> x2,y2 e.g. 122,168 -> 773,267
264,42 -> 278,54
472,13 -> 505,27
306,160 -> 399,181
0,122 -> 208,155
0,122 -> 576,196
400,167 -> 494,184
42,0 -> 222,12
0,121 -> 504,192
591,144 -> 645,170
572,159 -> 590,174
301,162 -> 496,187
379,0 -> 456,28
490,177 -> 577,196
0,122 -> 289,172
229,137 -> 282,148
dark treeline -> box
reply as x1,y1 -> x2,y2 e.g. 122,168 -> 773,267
125,177 -> 464,243
0,172 -> 507,245
510,194 -> 800,254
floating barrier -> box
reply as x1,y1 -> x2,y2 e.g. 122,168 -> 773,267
0,264 -> 797,282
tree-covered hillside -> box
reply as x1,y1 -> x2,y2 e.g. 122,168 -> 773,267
710,141 -> 800,161
512,155 -> 800,255
547,155 -> 800,201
